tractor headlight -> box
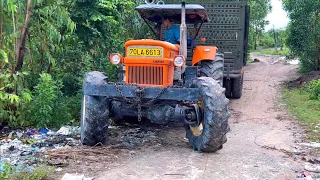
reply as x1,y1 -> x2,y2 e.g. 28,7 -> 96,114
110,53 -> 122,65
174,56 -> 185,67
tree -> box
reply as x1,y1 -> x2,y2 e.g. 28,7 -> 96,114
0,0 -> 146,126
250,0 -> 272,50
283,0 -> 320,71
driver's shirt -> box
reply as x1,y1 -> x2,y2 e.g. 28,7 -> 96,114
165,24 -> 180,44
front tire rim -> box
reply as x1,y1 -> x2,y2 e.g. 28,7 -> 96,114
190,98 -> 204,136
190,123 -> 203,136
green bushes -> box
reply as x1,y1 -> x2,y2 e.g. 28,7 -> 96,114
3,73 -> 81,128
0,71 -> 32,123
16,73 -> 81,128
27,74 -> 64,127
307,79 -> 320,100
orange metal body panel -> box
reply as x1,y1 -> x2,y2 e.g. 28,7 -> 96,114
124,40 -> 179,87
192,46 -> 217,66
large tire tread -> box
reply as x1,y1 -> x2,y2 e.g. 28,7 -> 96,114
81,71 -> 110,146
231,73 -> 244,99
185,77 -> 230,152
200,53 -> 224,86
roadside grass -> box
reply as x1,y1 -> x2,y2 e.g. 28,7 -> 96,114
260,48 -> 290,56
247,54 -> 254,63
251,48 -> 290,56
282,88 -> 320,142
0,163 -> 55,180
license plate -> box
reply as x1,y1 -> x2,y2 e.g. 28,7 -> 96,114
128,48 -> 163,57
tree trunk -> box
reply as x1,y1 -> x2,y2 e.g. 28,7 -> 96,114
0,0 -> 3,49
15,0 -> 32,72
273,26 -> 277,51
254,26 -> 257,50
314,10 -> 320,70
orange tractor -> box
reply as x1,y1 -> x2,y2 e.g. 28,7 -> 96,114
81,1 -> 230,152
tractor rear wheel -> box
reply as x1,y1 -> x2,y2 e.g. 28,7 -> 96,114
200,53 -> 224,86
81,71 -> 110,146
185,77 -> 230,152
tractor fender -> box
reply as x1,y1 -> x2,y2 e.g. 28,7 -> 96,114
192,46 -> 217,66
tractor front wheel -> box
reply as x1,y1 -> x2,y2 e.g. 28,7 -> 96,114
185,77 -> 230,152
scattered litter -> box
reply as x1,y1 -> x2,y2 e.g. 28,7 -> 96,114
271,59 -> 280,65
57,127 -> 70,135
300,143 -> 320,148
0,163 -> 4,173
287,59 -> 299,65
305,175 -> 315,180
27,129 -> 39,136
20,151 -> 32,156
108,125 -> 119,129
305,162 -> 320,173
0,126 -> 80,173
61,173 -> 92,180
57,126 -> 80,136
303,156 -> 320,164
55,167 -> 63,172
16,131 -> 23,138
296,171 -> 320,179
39,128 -> 49,134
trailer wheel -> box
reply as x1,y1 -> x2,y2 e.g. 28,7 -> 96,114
81,71 -> 110,146
185,77 -> 230,152
200,53 -> 224,86
232,72 -> 244,99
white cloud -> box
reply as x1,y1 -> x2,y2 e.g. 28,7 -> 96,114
265,0 -> 289,31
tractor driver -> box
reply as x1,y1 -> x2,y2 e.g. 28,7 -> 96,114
162,16 -> 180,45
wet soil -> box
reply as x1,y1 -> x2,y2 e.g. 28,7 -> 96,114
285,70 -> 320,89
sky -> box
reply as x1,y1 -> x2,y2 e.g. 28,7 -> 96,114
265,0 -> 290,31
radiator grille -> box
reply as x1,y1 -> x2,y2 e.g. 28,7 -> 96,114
127,66 -> 164,85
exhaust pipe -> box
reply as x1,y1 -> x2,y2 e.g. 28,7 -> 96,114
174,0 -> 187,81
180,1 -> 187,59
180,1 -> 187,74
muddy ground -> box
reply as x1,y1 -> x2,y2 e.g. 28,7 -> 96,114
50,54 -> 309,180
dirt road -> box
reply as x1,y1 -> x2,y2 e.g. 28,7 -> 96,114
54,54 -> 304,180
77,54 -> 300,180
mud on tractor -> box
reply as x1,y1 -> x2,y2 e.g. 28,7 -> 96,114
81,1 -> 231,152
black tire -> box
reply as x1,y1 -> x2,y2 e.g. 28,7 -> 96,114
223,78 -> 232,98
231,72 -> 244,99
185,77 -> 230,152
81,71 -> 110,146
200,53 -> 224,86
